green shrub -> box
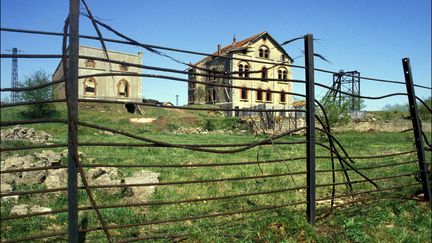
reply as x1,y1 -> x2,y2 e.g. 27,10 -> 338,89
19,70 -> 57,118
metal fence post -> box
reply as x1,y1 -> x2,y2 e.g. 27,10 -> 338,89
402,58 -> 431,201
305,34 -> 316,224
67,0 -> 80,241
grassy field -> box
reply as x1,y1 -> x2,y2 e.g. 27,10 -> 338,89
1,103 -> 431,242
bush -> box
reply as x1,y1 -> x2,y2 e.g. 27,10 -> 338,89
418,96 -> 431,119
19,70 -> 56,118
319,96 -> 350,127
203,119 -> 216,131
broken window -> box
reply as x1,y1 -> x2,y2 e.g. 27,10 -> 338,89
266,89 -> 272,101
280,91 -> 286,103
85,59 -> 96,68
259,46 -> 270,58
209,68 -> 216,81
238,63 -> 249,78
261,67 -> 268,81
84,78 -> 96,96
188,68 -> 196,80
119,63 -> 128,71
256,89 -> 263,101
241,88 -> 248,100
278,68 -> 288,80
118,79 -> 130,97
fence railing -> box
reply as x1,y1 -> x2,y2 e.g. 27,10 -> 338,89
1,0 -> 431,242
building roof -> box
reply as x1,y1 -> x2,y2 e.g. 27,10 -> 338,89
292,101 -> 306,107
195,32 -> 293,65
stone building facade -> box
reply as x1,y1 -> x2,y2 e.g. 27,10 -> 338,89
53,46 -> 143,101
188,32 -> 294,116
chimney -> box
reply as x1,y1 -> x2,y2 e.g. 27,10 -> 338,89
217,44 -> 221,55
233,34 -> 236,44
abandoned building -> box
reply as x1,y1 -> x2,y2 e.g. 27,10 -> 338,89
52,45 -> 143,101
188,32 -> 294,116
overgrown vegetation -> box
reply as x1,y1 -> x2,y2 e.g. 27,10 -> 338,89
319,96 -> 351,127
18,70 -> 57,118
1,103 -> 431,242
378,96 -> 432,121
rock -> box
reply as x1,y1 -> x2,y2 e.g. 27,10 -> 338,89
44,169 -> 68,189
129,118 -> 157,124
1,195 -> 19,203
34,150 -> 61,166
1,155 -> 46,184
122,170 -> 160,202
173,127 -> 234,135
60,150 -> 86,158
2,154 -> 35,171
30,205 -> 51,213
101,130 -> 114,136
0,126 -> 52,144
87,167 -> 122,193
10,204 -> 29,215
10,204 -> 51,215
1,183 -> 12,193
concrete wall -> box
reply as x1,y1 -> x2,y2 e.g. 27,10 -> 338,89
52,46 -> 143,102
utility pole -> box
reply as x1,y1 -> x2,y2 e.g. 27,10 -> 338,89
5,47 -> 24,103
176,94 -> 179,106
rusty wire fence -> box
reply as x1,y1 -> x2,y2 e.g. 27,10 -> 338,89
1,0 -> 432,242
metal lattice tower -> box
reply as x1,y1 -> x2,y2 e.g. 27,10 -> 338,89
6,47 -> 24,103
324,70 -> 361,111
11,48 -> 19,103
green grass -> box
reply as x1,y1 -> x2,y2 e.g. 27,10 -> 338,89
1,103 -> 431,242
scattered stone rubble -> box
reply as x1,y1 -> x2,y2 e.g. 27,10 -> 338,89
1,150 -> 160,214
173,127 -> 235,135
1,125 -> 53,144
10,204 -> 52,216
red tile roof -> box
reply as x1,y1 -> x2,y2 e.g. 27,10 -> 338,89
196,32 -> 267,65
292,101 -> 306,107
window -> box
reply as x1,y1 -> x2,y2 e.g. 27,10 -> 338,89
280,91 -> 286,103
117,79 -> 130,97
206,90 -> 211,103
261,67 -> 268,81
119,63 -> 128,71
213,89 -> 217,102
266,89 -> 272,101
240,88 -> 248,100
244,64 -> 249,78
188,69 -> 196,80
278,68 -> 288,80
209,68 -> 216,81
238,63 -> 250,78
85,59 -> 96,68
259,46 -> 270,58
281,55 -> 286,62
84,78 -> 96,96
188,81 -> 196,90
189,94 -> 195,103
256,88 -> 263,101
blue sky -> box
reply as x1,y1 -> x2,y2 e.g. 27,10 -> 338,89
1,0 -> 431,110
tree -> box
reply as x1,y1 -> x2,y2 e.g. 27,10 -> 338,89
319,96 -> 351,128
19,70 -> 56,118
418,96 -> 432,119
